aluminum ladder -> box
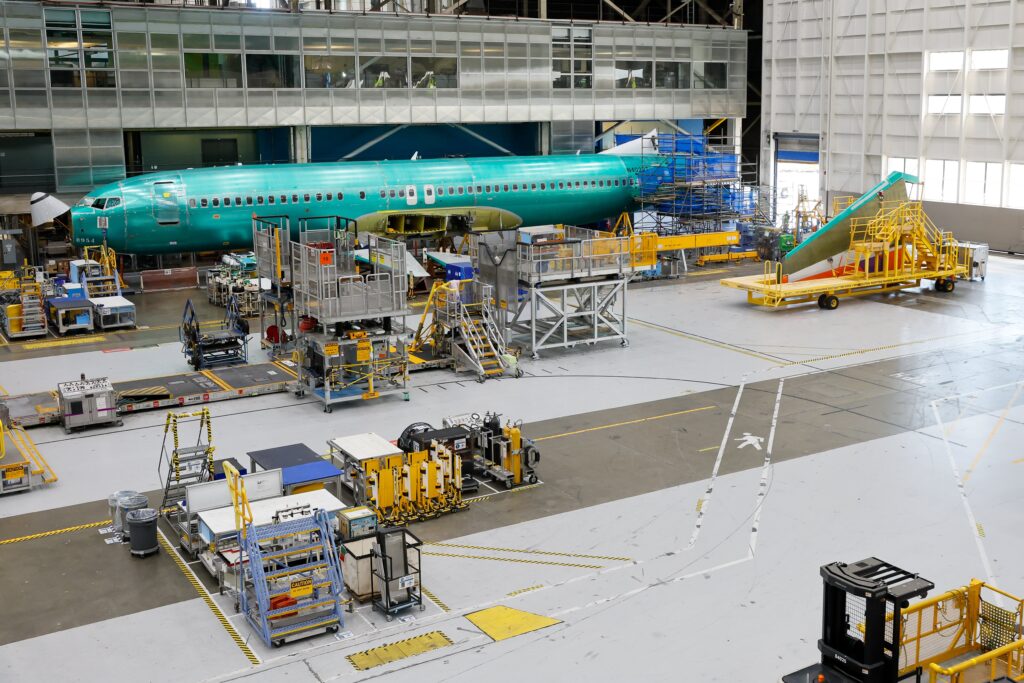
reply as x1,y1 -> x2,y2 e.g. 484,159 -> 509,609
239,508 -> 346,648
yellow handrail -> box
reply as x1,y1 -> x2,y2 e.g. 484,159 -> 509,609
222,459 -> 253,540
928,638 -> 1024,682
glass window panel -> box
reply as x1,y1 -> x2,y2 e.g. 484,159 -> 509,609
119,70 -> 150,89
154,90 -> 183,108
49,48 -> 80,69
304,35 -> 328,52
117,32 -> 146,50
50,70 -> 82,88
51,89 -> 83,109
245,34 -> 271,51
151,52 -> 181,70
656,61 -> 690,88
964,161 -> 1002,206
360,56 -> 408,88
410,40 -> 433,54
13,70 -> 46,88
246,54 -> 300,88
615,60 -> 653,88
84,50 -> 113,69
214,34 -> 241,51
552,59 -> 571,88
303,55 -> 356,88
14,89 -> 48,108
121,90 -> 151,108
81,32 -> 113,50
410,56 -> 457,88
436,40 -> 457,55
1007,164 -> 1024,209
150,34 -> 180,50
47,30 -> 80,49
929,51 -> 963,71
153,71 -> 182,88
694,62 -> 727,89
9,30 -> 43,50
969,95 -> 1006,115
86,89 -> 118,108
275,36 -> 299,52
80,10 -> 112,30
183,33 -> 211,50
85,70 -> 116,88
927,95 -> 961,114
384,39 -> 408,54
185,53 -> 244,87
45,8 -> 77,28
332,35 -> 355,52
970,49 -> 1008,70
359,37 -> 382,53
118,51 -> 148,69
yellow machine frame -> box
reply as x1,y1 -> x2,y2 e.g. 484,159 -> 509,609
721,201 -> 969,308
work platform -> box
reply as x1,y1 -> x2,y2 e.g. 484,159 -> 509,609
0,419 -> 56,494
2,361 -> 298,428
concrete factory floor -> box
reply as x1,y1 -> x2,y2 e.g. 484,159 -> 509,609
1,256 -> 1023,681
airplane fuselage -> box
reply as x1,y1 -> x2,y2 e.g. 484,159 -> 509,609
70,154 -> 647,254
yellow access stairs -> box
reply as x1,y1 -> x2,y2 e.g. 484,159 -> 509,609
1,420 -> 58,487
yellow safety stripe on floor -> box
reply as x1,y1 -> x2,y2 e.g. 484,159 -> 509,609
426,542 -> 632,563
200,370 -> 234,392
419,585 -> 450,613
272,361 -> 298,378
631,319 -> 780,362
465,606 -> 561,642
346,631 -> 453,671
507,585 -> 544,597
533,405 -> 715,442
423,551 -> 603,570
0,519 -> 109,546
465,482 -> 543,504
0,384 -> 7,396
157,533 -> 261,666
21,336 -> 107,350
118,386 -> 171,399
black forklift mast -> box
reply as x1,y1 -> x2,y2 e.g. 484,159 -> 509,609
783,558 -> 935,683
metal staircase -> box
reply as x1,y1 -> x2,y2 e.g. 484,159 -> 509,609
3,420 -> 57,485
17,276 -> 46,337
157,408 -> 215,511
848,202 -> 962,279
456,299 -> 507,379
239,507 -> 346,648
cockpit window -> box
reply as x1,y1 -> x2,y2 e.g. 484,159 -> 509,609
105,198 -> 121,209
90,198 -> 107,209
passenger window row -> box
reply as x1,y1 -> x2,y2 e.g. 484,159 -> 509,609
186,177 -> 636,209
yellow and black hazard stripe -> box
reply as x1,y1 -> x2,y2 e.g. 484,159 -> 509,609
157,533 -> 261,666
346,631 -> 453,671
426,541 -> 632,563
0,519 -> 110,546
423,550 -> 603,570
506,584 -> 545,597
420,585 -> 450,612
466,482 -> 544,504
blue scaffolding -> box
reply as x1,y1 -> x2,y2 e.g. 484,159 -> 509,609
239,508 -> 346,648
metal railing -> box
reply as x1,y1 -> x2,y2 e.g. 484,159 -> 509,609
516,226 -> 633,284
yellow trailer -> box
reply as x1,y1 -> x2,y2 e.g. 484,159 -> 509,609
721,201 -> 968,309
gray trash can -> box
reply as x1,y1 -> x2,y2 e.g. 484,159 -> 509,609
125,508 -> 159,557
109,490 -> 138,533
117,493 -> 149,539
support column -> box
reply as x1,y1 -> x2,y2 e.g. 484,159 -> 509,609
292,126 -> 310,164
539,121 -> 551,156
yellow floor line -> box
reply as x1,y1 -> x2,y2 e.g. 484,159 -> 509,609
201,369 -> 235,392
631,319 -> 780,363
698,445 -> 718,452
157,532 -> 261,666
423,550 -> 603,570
426,541 -> 632,563
963,384 -> 1023,484
0,519 -> 110,546
465,482 -> 544,504
347,631 -> 452,671
506,585 -> 545,597
21,336 -> 107,350
534,405 -> 715,442
420,585 -> 451,612
272,361 -> 298,378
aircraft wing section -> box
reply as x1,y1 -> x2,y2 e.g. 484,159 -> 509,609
782,171 -> 918,279
355,206 -> 524,235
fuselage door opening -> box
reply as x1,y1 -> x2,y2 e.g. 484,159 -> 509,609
152,179 -> 182,225
405,184 -> 418,207
423,184 -> 435,205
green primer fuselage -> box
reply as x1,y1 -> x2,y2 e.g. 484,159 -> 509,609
70,154 -> 646,254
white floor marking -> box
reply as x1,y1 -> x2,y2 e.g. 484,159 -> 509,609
687,382 -> 745,550
749,378 -> 784,555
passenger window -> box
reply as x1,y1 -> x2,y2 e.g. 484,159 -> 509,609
388,190 -> 395,198
246,197 -> 253,205
614,179 -> 619,186
212,198 -> 220,207
235,197 -> 242,206
280,195 -> 287,204
502,184 -> 508,192
338,192 -> 343,200
223,197 -> 230,205
476,185 -> 482,193
467,186 -> 474,195
326,193 -> 332,201
598,180 -> 603,187
189,199 -> 197,208
540,183 -> 546,190
257,196 -> 264,205
457,187 -> 464,195
316,193 -> 323,201
448,186 -> 455,195
359,191 -> 366,199
512,184 -> 518,191
558,182 -> 564,189
485,185 -> 491,193
398,189 -> 405,198
200,198 -> 209,208
437,187 -> 444,196
531,183 -> 537,190
303,194 -> 310,202
268,195 -> 275,204
575,181 -> 581,188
